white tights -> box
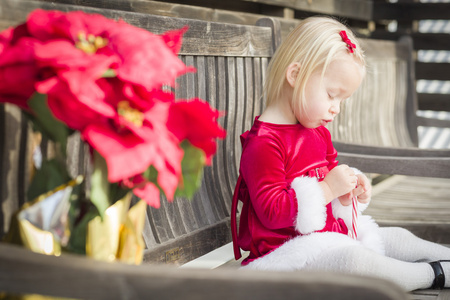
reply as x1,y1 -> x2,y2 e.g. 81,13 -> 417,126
303,227 -> 450,291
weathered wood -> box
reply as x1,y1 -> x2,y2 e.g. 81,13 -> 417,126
418,94 -> 450,112
370,32 -> 450,52
416,116 -> 450,129
416,62 -> 450,81
243,0 -> 373,21
33,0 -> 300,39
334,142 -> 450,158
373,2 -> 450,21
0,105 -> 28,236
0,242 -> 409,300
337,152 -> 450,179
143,219 -> 231,264
0,0 -> 281,265
0,0 -> 275,57
367,176 -> 450,244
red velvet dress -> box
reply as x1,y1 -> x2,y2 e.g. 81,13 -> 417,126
231,117 -> 348,265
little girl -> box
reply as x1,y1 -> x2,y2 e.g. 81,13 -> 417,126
230,16 -> 450,292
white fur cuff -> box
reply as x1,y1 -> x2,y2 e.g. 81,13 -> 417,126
291,176 -> 327,235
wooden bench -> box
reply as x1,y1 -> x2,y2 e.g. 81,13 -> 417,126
0,0 -> 278,266
0,1 -> 446,299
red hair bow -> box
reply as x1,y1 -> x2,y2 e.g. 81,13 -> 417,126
339,30 -> 356,53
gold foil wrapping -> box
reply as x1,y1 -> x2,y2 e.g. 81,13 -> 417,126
7,177 -> 146,265
86,193 -> 146,264
14,176 -> 83,256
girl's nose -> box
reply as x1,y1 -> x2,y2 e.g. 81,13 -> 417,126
330,103 -> 340,115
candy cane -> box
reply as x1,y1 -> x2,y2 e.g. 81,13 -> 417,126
348,193 -> 358,240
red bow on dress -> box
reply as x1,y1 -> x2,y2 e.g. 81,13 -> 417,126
339,30 -> 356,53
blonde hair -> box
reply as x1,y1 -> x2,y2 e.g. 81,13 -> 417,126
264,16 -> 365,114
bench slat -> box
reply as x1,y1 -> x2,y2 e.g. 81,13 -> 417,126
0,0 -> 274,58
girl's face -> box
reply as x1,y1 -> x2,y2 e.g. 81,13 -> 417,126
295,54 -> 364,129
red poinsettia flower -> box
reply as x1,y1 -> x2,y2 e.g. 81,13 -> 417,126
0,8 -> 226,209
82,104 -> 184,207
168,99 -> 226,164
44,79 -> 113,132
0,25 -> 40,109
80,78 -> 184,206
107,23 -> 194,91
26,9 -> 192,96
123,175 -> 161,208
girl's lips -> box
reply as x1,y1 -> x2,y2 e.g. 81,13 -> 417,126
321,119 -> 333,126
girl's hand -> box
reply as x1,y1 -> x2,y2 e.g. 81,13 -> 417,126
338,173 -> 372,206
322,164 -> 358,201
354,173 -> 372,204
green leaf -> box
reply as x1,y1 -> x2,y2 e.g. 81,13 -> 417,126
27,158 -> 71,201
109,182 -> 131,203
175,141 -> 206,199
66,207 -> 99,255
27,92 -> 70,154
102,69 -> 117,78
143,165 -> 158,183
90,151 -> 111,219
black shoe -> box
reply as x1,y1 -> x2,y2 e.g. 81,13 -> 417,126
429,260 -> 450,289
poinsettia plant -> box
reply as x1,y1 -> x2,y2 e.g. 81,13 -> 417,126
0,9 -> 225,261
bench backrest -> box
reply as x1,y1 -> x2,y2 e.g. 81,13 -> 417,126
0,1 -> 280,265
142,16 -> 280,264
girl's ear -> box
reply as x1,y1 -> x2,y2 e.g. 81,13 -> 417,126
286,62 -> 300,88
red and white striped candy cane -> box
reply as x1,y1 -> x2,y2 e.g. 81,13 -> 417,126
348,193 -> 358,240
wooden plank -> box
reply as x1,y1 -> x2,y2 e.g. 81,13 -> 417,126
215,56 -> 234,215
205,56 -> 230,222
29,0 -> 300,41
370,32 -> 450,52
234,57 -> 246,175
412,288 -> 442,300
418,94 -> 450,112
437,290 -> 450,300
416,62 -> 450,81
367,176 -> 450,244
192,56 -> 224,226
0,105 -> 5,236
143,219 -> 232,265
416,116 -> 450,129
337,152 -> 450,179
0,0 -> 275,57
334,142 -> 450,158
147,196 -> 176,244
0,105 -> 24,237
224,56 -> 239,212
0,242 -> 409,300
175,56 -> 205,233
243,57 -> 256,133
373,2 -> 450,21
243,0 -> 373,21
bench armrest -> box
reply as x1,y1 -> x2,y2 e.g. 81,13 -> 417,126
334,142 -> 450,158
337,152 -> 450,178
0,243 -> 408,300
